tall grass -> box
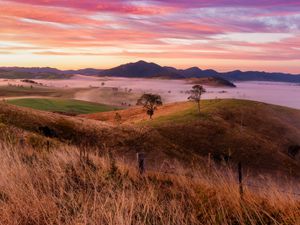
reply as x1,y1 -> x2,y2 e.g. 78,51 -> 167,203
0,142 -> 299,225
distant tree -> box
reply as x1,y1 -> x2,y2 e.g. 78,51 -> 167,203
101,82 -> 105,86
188,85 -> 206,113
137,94 -> 162,119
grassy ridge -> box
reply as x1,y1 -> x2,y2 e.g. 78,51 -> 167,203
1,99 -> 299,175
84,99 -> 300,176
7,98 -> 119,114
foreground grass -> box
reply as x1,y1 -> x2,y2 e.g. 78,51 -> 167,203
7,98 -> 119,114
0,141 -> 299,225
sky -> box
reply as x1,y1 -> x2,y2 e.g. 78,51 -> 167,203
0,0 -> 300,73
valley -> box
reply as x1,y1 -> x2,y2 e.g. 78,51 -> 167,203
1,75 -> 300,109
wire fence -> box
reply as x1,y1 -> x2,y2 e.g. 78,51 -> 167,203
136,155 -> 300,198
244,183 -> 300,197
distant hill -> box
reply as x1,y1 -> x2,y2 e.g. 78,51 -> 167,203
221,70 -> 300,82
186,77 -> 236,87
1,61 -> 300,83
63,68 -> 104,76
0,68 -> 72,79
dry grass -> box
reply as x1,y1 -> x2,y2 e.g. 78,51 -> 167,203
83,99 -> 300,176
0,100 -> 299,224
82,101 -> 193,124
0,141 -> 299,225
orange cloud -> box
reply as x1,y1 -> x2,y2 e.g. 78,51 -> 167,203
0,0 -> 299,73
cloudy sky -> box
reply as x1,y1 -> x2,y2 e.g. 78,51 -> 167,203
0,0 -> 300,73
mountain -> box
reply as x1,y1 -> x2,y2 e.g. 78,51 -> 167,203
1,61 -> 300,83
99,60 -> 183,78
221,70 -> 300,82
178,67 -> 219,78
98,61 -> 220,79
64,68 -> 103,76
99,61 -> 300,83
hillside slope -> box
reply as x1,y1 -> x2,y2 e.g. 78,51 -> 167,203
84,99 -> 300,176
0,99 -> 299,177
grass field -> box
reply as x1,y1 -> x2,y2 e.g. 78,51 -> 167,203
0,85 -> 82,98
7,98 -> 119,114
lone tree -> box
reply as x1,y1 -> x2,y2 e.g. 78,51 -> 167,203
188,85 -> 206,113
137,94 -> 162,119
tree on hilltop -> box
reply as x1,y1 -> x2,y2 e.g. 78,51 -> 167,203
188,85 -> 206,113
137,94 -> 162,119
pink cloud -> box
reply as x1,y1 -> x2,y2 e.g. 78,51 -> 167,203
5,0 -> 177,15
0,0 -> 300,72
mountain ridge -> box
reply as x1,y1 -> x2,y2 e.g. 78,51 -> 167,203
1,60 -> 300,83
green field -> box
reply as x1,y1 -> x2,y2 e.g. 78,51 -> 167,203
7,98 -> 119,114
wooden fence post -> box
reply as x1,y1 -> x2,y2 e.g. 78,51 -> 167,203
238,162 -> 243,198
46,140 -> 50,152
137,152 -> 145,175
19,138 -> 25,148
208,152 -> 211,169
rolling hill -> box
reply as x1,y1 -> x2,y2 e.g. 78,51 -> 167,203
82,99 -> 300,177
186,77 -> 236,87
1,99 -> 300,177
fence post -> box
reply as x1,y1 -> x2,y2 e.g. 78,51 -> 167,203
238,162 -> 243,198
19,138 -> 25,148
137,152 -> 145,175
46,140 -> 50,152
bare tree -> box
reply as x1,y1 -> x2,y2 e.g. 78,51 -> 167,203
137,94 -> 162,119
188,85 -> 206,113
